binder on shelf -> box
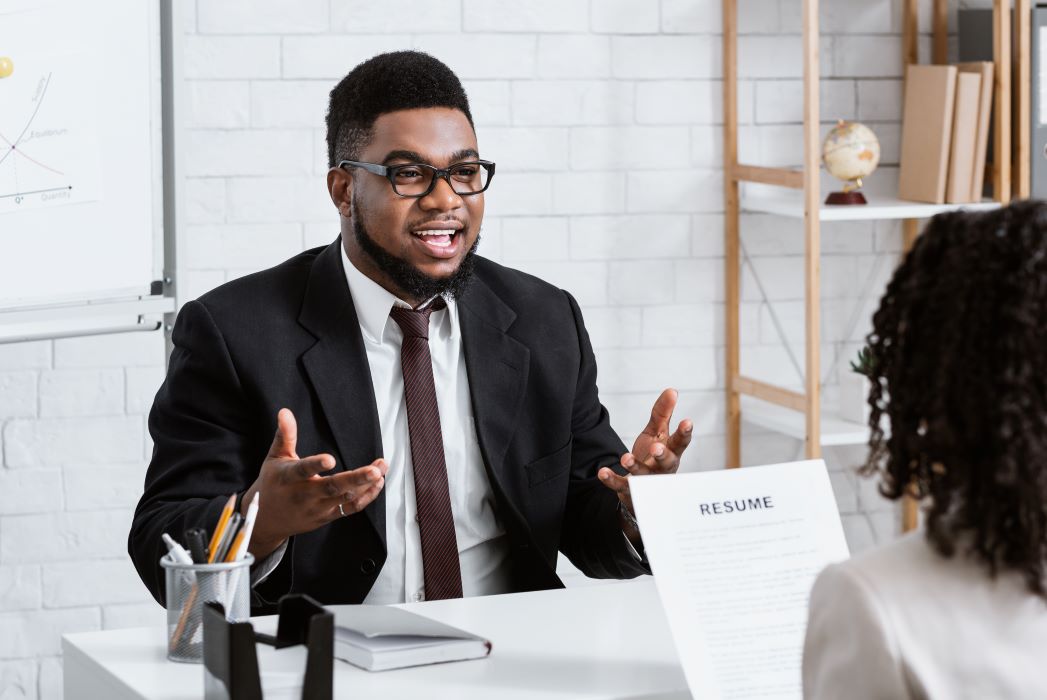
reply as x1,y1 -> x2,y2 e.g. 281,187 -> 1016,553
203,595 -> 334,700
956,62 -> 994,202
899,64 -> 958,204
959,8 -> 1033,199
946,71 -> 982,203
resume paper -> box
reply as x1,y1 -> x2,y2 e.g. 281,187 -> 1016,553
630,460 -> 850,700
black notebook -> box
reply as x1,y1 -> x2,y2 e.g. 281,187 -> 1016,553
330,605 -> 492,672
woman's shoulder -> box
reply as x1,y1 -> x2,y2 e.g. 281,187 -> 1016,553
815,530 -> 1001,612
831,531 -> 941,587
813,528 -> 1043,643
828,529 -> 1026,598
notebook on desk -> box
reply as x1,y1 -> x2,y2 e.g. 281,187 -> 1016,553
330,605 -> 492,672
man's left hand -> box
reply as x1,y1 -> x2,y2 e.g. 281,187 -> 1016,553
598,388 -> 693,539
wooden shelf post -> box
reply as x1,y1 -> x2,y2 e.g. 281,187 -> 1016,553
802,0 -> 822,459
724,0 -> 741,468
933,0 -> 948,64
1016,0 -> 1031,199
995,1 -> 1013,202
903,0 -> 918,67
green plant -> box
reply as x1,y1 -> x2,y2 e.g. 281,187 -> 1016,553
850,346 -> 875,378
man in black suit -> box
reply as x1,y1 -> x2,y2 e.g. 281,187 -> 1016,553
130,51 -> 692,609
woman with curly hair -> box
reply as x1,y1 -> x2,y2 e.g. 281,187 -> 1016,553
802,200 -> 1047,699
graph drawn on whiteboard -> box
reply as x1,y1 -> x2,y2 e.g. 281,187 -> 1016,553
0,54 -> 102,215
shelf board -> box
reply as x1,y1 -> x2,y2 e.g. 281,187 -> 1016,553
741,396 -> 870,447
742,192 -> 1002,222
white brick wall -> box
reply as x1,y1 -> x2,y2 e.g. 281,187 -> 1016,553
0,1 -> 944,695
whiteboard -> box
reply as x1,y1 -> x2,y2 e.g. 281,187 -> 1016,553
0,0 -> 159,310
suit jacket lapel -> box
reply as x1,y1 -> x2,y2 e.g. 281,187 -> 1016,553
298,239 -> 386,549
458,276 -> 530,500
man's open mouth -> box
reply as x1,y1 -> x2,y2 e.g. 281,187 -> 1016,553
410,225 -> 465,259
411,228 -> 461,248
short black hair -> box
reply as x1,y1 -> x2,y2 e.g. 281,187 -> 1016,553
325,51 -> 474,168
862,200 -> 1047,597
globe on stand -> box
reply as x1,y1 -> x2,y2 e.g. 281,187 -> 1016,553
821,120 -> 880,205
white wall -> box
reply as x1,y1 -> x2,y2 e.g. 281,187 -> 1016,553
0,0 -> 956,696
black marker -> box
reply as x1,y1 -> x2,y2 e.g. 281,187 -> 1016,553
184,527 -> 208,564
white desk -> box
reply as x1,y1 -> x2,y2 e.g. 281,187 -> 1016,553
63,578 -> 691,699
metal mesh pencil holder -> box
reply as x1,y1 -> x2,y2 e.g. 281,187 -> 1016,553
160,552 -> 254,663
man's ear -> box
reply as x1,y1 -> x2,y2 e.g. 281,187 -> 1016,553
327,166 -> 353,218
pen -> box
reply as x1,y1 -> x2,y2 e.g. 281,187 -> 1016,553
161,533 -> 194,566
184,528 -> 208,564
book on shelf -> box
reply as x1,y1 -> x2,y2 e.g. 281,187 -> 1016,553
946,71 -> 982,204
330,604 -> 492,672
899,64 -> 958,204
956,61 -> 994,202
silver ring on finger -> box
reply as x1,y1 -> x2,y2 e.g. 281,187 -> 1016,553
338,502 -> 347,517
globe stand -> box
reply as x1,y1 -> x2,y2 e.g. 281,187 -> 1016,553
825,191 -> 867,205
821,120 -> 879,208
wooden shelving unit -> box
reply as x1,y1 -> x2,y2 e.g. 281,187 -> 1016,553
723,0 -> 1031,529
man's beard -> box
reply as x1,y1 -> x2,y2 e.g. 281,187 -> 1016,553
352,200 -> 479,303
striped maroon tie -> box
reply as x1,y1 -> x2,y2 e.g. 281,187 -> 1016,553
390,299 -> 463,600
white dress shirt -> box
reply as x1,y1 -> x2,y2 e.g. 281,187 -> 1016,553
340,246 -> 512,604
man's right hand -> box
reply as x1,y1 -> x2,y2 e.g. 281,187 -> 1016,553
242,408 -> 387,559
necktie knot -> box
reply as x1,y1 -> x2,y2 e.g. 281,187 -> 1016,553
390,298 -> 445,340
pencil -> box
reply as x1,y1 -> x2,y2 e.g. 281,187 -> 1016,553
225,492 -> 259,563
206,494 -> 237,563
212,513 -> 242,564
223,493 -> 260,609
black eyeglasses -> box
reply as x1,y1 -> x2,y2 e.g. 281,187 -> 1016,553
339,159 -> 496,198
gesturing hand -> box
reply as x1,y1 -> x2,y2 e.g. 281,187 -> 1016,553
598,388 -> 693,532
243,408 -> 387,559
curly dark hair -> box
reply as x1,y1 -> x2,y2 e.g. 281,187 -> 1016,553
862,200 -> 1047,596
325,51 -> 474,168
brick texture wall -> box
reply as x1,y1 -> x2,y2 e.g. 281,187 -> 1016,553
0,1 -> 964,696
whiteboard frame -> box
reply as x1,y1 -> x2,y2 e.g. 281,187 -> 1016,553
0,0 -> 182,346
159,0 -> 185,359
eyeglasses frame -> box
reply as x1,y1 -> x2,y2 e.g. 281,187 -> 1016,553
338,159 -> 496,198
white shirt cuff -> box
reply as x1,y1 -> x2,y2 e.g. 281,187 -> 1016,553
622,531 -> 645,562
249,539 -> 288,588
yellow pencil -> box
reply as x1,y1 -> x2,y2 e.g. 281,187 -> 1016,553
207,494 -> 237,563
224,492 -> 259,563
223,530 -> 246,563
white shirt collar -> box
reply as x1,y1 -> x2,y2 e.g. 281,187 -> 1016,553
340,241 -> 459,345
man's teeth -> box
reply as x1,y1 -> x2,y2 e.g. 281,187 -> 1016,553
414,230 -> 457,248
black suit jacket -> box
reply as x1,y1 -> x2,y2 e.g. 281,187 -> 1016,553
129,238 -> 649,610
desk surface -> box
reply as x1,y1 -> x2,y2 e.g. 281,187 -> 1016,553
63,578 -> 691,700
